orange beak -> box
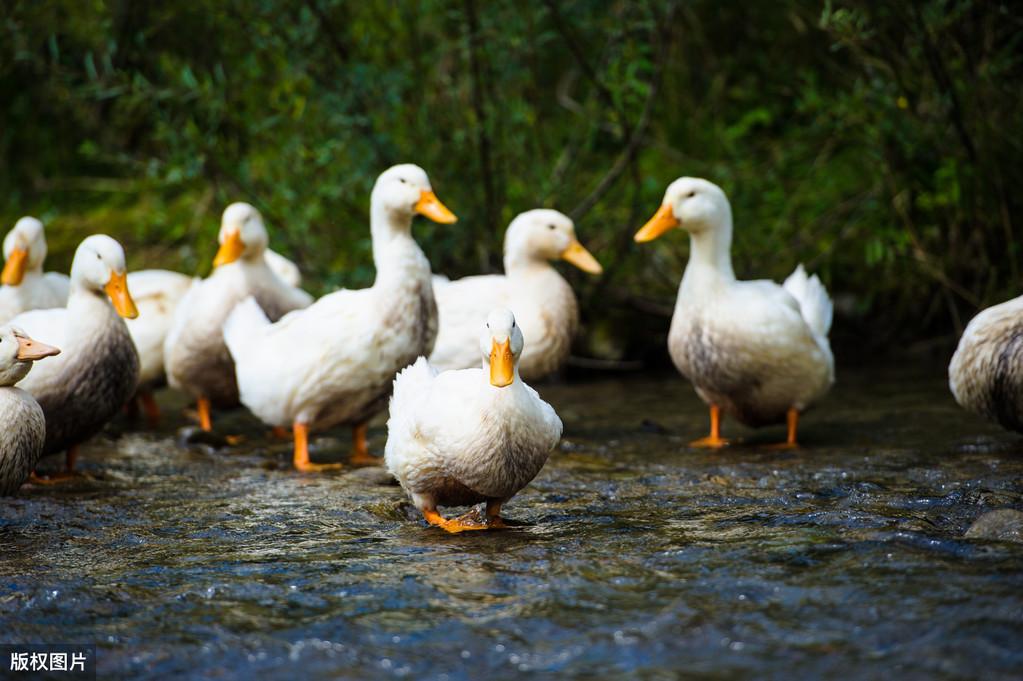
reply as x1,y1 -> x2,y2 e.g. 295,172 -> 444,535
560,240 -> 603,274
414,190 -> 458,224
14,332 -> 60,361
213,229 -> 245,268
634,203 -> 680,243
104,271 -> 139,319
2,247 -> 28,286
489,338 -> 514,387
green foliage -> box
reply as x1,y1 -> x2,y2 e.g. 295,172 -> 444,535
1,0 -> 1020,358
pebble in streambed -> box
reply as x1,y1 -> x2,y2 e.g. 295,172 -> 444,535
965,509 -> 1023,542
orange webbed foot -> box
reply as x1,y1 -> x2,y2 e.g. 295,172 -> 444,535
690,436 -> 730,448
292,422 -> 342,473
294,460 -> 344,473
349,452 -> 379,467
691,405 -> 729,448
423,507 -> 509,533
28,471 -> 88,485
348,423 -> 379,466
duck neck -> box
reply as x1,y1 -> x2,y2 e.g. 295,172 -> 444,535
682,218 -> 735,291
504,251 -> 557,278
370,203 -> 430,290
67,283 -> 120,337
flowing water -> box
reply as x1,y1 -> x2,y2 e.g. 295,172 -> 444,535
2,364 -> 1022,680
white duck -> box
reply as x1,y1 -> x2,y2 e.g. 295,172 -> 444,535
949,293 -> 1023,433
264,248 -> 303,288
224,164 -> 457,471
634,177 -> 834,448
430,209 -> 602,380
0,217 -> 71,323
124,269 -> 197,424
125,249 -> 302,425
386,308 -> 562,532
12,235 -> 140,476
0,325 -> 60,495
164,202 -> 313,431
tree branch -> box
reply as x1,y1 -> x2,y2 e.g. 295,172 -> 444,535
569,2 -> 675,221
463,0 -> 499,255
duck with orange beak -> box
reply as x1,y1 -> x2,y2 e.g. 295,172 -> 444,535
430,209 -> 603,380
164,202 -> 313,433
224,164 -> 459,472
0,217 -> 71,323
385,308 -> 563,533
0,325 -> 60,494
633,177 -> 834,449
9,235 -> 141,478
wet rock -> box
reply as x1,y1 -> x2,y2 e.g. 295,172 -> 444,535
176,426 -> 232,449
345,466 -> 398,486
640,419 -> 670,434
965,509 -> 1023,542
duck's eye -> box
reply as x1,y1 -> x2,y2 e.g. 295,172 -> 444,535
399,178 -> 407,184
548,224 -> 556,230
687,191 -> 696,198
95,253 -> 102,260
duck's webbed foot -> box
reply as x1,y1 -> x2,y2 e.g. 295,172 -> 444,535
690,435 -> 730,448
690,404 -> 730,448
348,423 -> 378,466
485,500 -> 508,529
766,408 -> 800,450
29,447 -> 87,484
292,422 -> 343,473
422,503 -> 510,533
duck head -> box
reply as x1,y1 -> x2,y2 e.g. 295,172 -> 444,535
372,164 -> 457,229
214,202 -> 269,268
634,177 -> 731,242
504,209 -> 602,274
2,217 -> 48,286
71,235 -> 138,319
480,308 -> 524,388
0,325 -> 60,386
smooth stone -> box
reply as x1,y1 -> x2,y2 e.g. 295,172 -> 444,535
965,509 -> 1023,542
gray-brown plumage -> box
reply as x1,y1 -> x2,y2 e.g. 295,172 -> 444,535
10,235 -> 140,462
0,325 -> 60,494
164,202 -> 312,409
950,294 -> 1023,433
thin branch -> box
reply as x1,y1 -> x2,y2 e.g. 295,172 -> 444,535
569,2 -> 676,221
463,0 -> 499,255
540,0 -> 623,123
301,0 -> 388,161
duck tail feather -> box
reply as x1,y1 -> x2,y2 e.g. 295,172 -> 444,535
783,264 -> 833,337
391,357 -> 437,408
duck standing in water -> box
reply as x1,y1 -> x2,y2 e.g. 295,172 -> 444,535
224,165 -> 456,471
11,235 -> 140,477
386,308 -> 562,533
164,203 -> 313,432
949,293 -> 1023,433
0,217 -> 70,323
124,269 -> 196,426
0,325 -> 60,495
430,209 -> 602,380
634,177 -> 834,448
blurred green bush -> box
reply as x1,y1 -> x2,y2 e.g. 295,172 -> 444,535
1,0 -> 1020,362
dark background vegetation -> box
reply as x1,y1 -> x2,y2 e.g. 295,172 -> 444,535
2,0 -> 1020,365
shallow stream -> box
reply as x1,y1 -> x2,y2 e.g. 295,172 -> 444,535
2,364 -> 1022,679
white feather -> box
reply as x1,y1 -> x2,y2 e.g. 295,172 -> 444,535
783,263 -> 834,338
